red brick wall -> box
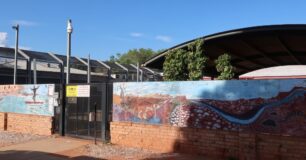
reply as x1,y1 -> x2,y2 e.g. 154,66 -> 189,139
111,122 -> 306,160
0,112 -> 4,131
0,112 -> 53,135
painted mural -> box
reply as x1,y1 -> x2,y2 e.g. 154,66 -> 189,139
113,79 -> 306,137
0,84 -> 55,116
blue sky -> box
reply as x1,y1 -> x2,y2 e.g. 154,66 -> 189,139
1,0 -> 306,61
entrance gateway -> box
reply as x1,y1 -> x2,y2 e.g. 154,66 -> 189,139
64,83 -> 112,141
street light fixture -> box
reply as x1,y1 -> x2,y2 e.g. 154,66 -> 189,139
66,19 -> 73,84
12,24 -> 19,85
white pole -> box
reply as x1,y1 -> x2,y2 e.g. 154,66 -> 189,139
66,19 -> 73,84
33,59 -> 37,84
140,69 -> 143,81
12,24 -> 19,84
87,54 -> 91,83
136,62 -> 139,82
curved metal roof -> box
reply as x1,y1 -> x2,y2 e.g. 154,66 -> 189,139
239,65 -> 306,79
143,24 -> 306,77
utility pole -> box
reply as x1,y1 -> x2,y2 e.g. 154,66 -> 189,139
66,19 -> 73,84
33,59 -> 37,84
136,62 -> 139,82
12,24 -> 19,84
87,54 -> 91,83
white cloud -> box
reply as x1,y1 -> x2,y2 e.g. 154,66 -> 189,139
0,32 -> 8,47
130,32 -> 144,37
11,20 -> 38,27
155,35 -> 172,43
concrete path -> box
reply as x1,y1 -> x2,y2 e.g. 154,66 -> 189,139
0,137 -> 94,160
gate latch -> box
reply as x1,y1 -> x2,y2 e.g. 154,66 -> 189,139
89,112 -> 95,122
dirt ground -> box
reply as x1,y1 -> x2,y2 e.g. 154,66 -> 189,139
62,143 -> 207,160
0,131 -> 49,148
0,131 -> 208,160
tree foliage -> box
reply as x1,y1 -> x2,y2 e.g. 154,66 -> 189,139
163,39 -> 208,81
163,49 -> 189,81
187,39 -> 208,80
109,48 -> 157,65
215,53 -> 235,80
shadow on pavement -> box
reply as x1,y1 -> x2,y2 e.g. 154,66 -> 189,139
141,153 -> 207,160
0,150 -> 104,160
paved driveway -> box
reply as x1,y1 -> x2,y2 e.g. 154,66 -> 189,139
0,137 -> 93,160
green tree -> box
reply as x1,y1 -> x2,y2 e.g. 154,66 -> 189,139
109,55 -> 117,62
215,53 -> 235,80
163,49 -> 189,81
109,48 -> 156,65
163,39 -> 208,81
187,39 -> 208,80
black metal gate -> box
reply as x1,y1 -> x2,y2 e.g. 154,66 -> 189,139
64,83 -> 112,141
53,84 -> 64,134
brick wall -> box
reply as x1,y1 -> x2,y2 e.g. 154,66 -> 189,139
111,122 -> 306,160
0,112 -> 53,135
0,112 -> 4,131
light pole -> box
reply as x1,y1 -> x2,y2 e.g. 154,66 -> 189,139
136,62 -> 139,82
66,19 -> 73,84
87,53 -> 91,83
12,24 -> 19,84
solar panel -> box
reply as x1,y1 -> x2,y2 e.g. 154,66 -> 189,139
103,61 -> 122,70
80,58 -> 101,67
52,54 -> 88,71
0,47 -> 26,59
53,54 -> 67,65
22,50 -> 58,63
122,64 -> 137,72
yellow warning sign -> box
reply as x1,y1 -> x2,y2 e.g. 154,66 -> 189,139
66,85 -> 90,97
66,86 -> 78,97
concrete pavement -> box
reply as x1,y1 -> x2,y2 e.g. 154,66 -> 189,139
0,137 -> 94,160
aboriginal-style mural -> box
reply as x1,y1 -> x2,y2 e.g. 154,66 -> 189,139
0,84 -> 55,116
113,79 -> 306,136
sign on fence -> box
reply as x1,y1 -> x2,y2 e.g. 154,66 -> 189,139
66,85 -> 90,97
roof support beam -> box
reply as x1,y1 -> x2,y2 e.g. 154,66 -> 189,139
48,52 -> 64,64
240,40 -> 281,65
130,64 -> 143,82
18,49 -> 30,60
275,36 -> 302,64
18,49 -> 31,84
216,45 -> 266,68
76,57 -> 88,66
143,67 -> 155,74
115,62 -> 128,72
97,60 -> 112,80
48,52 -> 64,84
115,62 -> 129,81
97,60 -> 111,70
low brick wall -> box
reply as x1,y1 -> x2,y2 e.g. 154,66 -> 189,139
0,112 -> 4,131
111,122 -> 306,160
0,112 -> 53,135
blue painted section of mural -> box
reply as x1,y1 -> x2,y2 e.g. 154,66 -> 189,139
191,87 -> 306,125
114,80 -> 305,100
0,84 -> 55,116
113,79 -> 306,136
